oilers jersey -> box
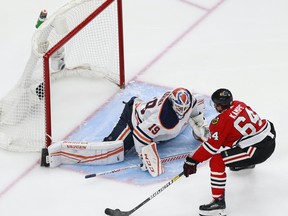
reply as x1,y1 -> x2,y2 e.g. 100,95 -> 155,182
131,90 -> 203,153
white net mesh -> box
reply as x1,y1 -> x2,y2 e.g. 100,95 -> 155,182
0,0 -> 123,152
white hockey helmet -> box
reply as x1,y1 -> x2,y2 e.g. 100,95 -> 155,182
169,88 -> 192,119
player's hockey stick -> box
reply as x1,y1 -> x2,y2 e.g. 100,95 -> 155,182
85,152 -> 189,178
104,171 -> 184,216
85,164 -> 140,178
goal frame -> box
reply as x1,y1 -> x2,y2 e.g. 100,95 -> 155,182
43,0 -> 125,148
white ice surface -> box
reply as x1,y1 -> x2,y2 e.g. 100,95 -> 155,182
0,0 -> 288,215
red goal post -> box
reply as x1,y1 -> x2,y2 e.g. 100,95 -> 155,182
0,0 -> 125,152
43,0 -> 125,149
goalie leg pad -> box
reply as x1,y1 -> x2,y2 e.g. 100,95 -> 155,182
47,140 -> 124,168
141,142 -> 165,177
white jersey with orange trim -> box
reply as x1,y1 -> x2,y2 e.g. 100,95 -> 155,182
131,91 -> 203,154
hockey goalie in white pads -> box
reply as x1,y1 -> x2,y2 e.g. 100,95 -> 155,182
140,142 -> 164,177
42,140 -> 124,168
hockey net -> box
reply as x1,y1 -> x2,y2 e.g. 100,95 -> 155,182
0,0 -> 125,152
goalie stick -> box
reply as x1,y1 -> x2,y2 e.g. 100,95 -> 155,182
85,152 -> 189,178
104,171 -> 184,216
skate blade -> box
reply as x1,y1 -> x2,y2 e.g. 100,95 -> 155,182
199,209 -> 226,216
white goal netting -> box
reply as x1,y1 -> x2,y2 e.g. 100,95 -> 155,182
0,0 -> 124,152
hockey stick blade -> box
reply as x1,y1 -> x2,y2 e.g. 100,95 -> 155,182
105,208 -> 130,216
104,172 -> 184,216
85,174 -> 96,178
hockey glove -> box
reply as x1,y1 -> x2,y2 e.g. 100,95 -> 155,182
183,157 -> 199,177
196,124 -> 210,141
189,113 -> 210,142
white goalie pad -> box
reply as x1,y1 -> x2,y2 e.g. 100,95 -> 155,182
47,140 -> 124,168
141,142 -> 165,177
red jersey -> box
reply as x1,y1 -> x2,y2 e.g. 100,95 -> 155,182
192,100 -> 272,162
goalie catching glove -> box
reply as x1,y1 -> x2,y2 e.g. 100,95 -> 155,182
140,142 -> 165,177
189,113 -> 210,142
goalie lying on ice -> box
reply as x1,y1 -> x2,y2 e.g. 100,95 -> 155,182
102,87 -> 210,177
41,87 -> 209,177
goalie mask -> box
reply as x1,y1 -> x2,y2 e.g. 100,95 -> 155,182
169,88 -> 192,119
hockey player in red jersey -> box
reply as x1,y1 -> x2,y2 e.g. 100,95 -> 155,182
183,88 -> 276,216
103,87 -> 210,177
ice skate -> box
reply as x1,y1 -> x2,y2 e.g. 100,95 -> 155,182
229,164 -> 255,171
199,196 -> 226,216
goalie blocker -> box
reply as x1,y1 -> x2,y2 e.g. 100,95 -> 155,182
41,140 -> 124,167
